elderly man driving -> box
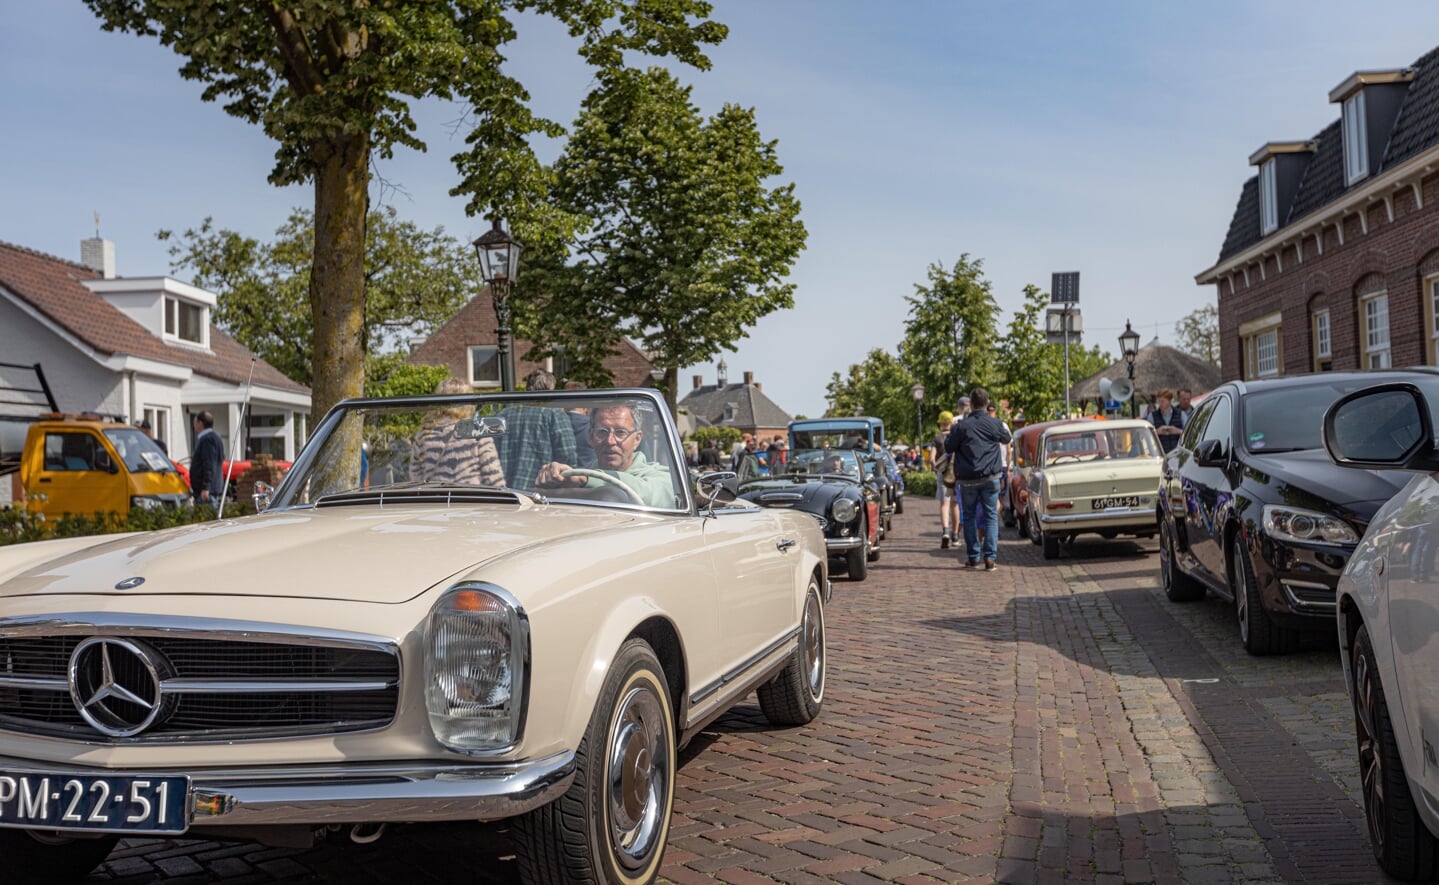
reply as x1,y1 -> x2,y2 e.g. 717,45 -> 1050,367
535,404 -> 675,507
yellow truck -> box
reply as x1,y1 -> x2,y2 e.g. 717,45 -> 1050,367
19,413 -> 191,520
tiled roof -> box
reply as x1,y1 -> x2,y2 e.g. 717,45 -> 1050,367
0,240 -> 307,392
680,381 -> 793,430
1215,44 -> 1439,263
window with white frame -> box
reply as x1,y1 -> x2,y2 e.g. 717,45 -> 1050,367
1429,276 -> 1439,365
1259,159 -> 1278,234
468,345 -> 501,387
142,406 -> 169,450
1254,329 -> 1279,377
1313,309 -> 1331,371
1363,292 -> 1390,368
1240,314 -> 1283,381
164,296 -> 205,344
1343,91 -> 1369,184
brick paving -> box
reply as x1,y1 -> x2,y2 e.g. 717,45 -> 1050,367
82,514 -> 1392,883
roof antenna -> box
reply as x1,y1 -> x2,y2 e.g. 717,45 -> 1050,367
93,210 -> 101,239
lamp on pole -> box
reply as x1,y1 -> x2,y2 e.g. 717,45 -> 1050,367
910,382 -> 924,448
1119,319 -> 1141,419
472,218 -> 524,391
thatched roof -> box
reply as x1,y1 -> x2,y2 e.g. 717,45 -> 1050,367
1068,340 -> 1220,403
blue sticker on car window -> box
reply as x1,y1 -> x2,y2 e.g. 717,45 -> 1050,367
1248,431 -> 1265,449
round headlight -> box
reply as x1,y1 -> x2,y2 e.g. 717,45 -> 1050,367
831,497 -> 858,523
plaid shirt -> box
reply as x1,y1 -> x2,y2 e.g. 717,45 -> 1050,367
496,405 -> 579,490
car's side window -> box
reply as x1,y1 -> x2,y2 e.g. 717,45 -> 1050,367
1179,400 -> 1217,452
1199,395 -> 1233,451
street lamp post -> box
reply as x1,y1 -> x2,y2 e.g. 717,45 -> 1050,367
1119,320 -> 1141,419
472,218 -> 524,392
911,382 -> 924,448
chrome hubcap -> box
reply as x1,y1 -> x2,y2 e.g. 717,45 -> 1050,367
606,684 -> 670,869
803,587 -> 825,699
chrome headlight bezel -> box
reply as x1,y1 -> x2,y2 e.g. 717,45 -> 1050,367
831,496 -> 859,524
425,582 -> 529,755
1261,504 -> 1360,546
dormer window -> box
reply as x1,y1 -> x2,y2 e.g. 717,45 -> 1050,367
164,296 -> 205,345
1259,159 -> 1278,235
1342,90 -> 1369,184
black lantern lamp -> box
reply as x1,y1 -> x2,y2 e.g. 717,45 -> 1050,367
1119,320 -> 1141,418
472,219 -> 524,391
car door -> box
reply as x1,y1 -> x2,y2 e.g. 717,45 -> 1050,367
1165,400 -> 1214,559
702,505 -> 803,680
1179,394 -> 1235,585
28,430 -> 122,518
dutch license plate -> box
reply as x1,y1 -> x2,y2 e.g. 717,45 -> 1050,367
1091,496 -> 1141,510
0,772 -> 188,833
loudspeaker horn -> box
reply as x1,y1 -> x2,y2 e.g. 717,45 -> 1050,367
1110,377 -> 1134,402
1099,377 -> 1112,399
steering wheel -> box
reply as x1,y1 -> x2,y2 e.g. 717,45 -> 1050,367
561,468 -> 646,506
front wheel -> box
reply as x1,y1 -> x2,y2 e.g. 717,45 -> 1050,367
513,640 -> 676,885
1352,624 -> 1439,879
0,831 -> 118,885
846,520 -> 869,581
1232,534 -> 1297,655
1161,517 -> 1205,602
757,576 -> 826,726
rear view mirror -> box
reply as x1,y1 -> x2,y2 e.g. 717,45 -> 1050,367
1324,383 -> 1435,469
253,480 -> 275,512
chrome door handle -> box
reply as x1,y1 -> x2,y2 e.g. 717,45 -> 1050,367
776,539 -> 797,552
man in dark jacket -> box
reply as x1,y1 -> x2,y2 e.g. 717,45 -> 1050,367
190,410 -> 225,505
944,388 -> 1011,570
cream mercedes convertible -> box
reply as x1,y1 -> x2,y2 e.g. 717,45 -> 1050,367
0,388 -> 828,885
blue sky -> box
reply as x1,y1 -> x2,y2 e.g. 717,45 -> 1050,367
4,3 -> 1439,419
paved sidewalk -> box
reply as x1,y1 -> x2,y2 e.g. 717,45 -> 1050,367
93,514 -> 1384,883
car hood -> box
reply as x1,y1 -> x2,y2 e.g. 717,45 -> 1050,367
737,477 -> 846,510
1245,448 -> 1409,510
0,504 -> 641,604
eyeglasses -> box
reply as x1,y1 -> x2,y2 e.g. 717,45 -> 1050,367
589,426 -> 638,442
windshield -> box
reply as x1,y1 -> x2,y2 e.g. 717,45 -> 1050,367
767,448 -> 864,481
1043,426 -> 1160,463
1242,381 -> 1373,453
270,391 -> 687,511
103,427 -> 176,473
790,425 -> 876,451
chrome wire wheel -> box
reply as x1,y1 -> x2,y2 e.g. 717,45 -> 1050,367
1354,645 -> 1387,855
606,684 -> 671,871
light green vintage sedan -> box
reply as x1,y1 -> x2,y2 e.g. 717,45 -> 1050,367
1025,418 -> 1164,559
0,388 -> 827,885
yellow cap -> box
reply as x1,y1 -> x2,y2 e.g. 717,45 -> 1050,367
938,410 -> 954,425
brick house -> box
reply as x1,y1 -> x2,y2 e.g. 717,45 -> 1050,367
1197,46 -> 1439,380
407,289 -> 658,389
678,363 -> 793,443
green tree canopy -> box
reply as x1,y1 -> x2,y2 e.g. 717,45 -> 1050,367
899,255 -> 1001,415
995,285 -> 1062,423
510,66 -> 806,414
159,207 -> 474,387
87,0 -> 727,419
823,349 -> 923,444
1175,303 -> 1220,367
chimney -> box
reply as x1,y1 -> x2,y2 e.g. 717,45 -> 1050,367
743,371 -> 755,386
81,238 -> 115,279
693,374 -> 703,390
755,382 -> 762,392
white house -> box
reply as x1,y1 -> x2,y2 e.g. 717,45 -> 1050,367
0,238 -> 310,462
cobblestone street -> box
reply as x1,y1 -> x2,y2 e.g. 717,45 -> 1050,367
90,513 -> 1384,884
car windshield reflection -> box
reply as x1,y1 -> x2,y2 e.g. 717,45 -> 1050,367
270,391 -> 688,512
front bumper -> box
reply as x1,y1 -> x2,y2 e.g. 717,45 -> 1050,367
1253,534 -> 1351,625
825,536 -> 864,552
1037,506 -> 1156,534
0,751 -> 575,831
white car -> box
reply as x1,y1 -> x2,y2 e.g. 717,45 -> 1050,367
0,387 -> 827,885
1326,379 -> 1439,880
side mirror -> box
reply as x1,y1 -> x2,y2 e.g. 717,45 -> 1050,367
1194,438 -> 1228,467
1324,383 -> 1436,469
95,450 -> 118,474
696,471 -> 737,515
253,480 -> 275,512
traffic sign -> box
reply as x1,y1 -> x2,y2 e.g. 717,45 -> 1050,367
1051,271 -> 1080,304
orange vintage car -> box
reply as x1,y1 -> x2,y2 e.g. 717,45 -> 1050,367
1005,417 -> 1097,537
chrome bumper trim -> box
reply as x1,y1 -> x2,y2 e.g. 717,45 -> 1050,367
0,751 -> 575,829
824,537 -> 864,552
1038,507 -> 1156,527
1281,579 -> 1338,612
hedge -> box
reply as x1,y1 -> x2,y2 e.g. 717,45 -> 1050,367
0,502 -> 254,547
904,470 -> 937,497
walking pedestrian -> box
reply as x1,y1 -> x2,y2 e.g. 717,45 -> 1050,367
945,388 -> 1011,571
931,410 -> 958,548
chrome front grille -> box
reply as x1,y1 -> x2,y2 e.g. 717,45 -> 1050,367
0,634 -> 399,743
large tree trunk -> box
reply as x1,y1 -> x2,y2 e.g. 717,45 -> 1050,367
662,365 -> 679,423
309,132 -> 370,421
